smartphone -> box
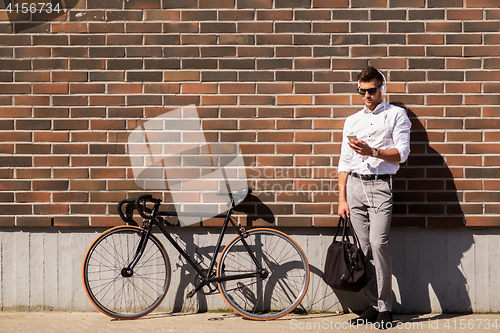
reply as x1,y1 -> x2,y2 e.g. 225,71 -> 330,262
347,135 -> 358,142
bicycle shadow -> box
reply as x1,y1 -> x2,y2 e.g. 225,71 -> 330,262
160,193 -> 301,315
165,230 -> 217,313
232,192 -> 275,226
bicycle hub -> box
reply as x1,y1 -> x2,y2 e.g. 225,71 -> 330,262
121,268 -> 134,277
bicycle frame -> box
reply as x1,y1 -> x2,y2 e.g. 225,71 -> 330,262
125,195 -> 266,298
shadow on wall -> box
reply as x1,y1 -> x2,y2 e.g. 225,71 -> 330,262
151,126 -> 474,314
390,104 -> 473,314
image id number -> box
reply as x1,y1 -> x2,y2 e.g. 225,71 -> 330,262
443,318 -> 498,330
5,2 -> 61,14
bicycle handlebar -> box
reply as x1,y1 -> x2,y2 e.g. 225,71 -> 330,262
117,194 -> 154,222
135,194 -> 154,219
117,188 -> 252,223
117,198 -> 137,223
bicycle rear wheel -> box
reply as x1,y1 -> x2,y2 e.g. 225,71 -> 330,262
217,228 -> 309,320
82,226 -> 171,319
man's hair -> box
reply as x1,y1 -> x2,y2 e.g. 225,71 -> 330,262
357,66 -> 384,85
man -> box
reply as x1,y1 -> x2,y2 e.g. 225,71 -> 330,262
337,67 -> 411,329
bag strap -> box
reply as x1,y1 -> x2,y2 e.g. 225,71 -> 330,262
344,215 -> 363,250
333,214 -> 349,244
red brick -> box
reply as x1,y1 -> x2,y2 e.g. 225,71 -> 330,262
257,131 -> 293,142
448,9 -> 483,20
408,34 -> 444,44
108,83 -> 142,94
199,0 -> 234,8
464,46 -> 500,57
485,34 -> 500,45
240,95 -> 275,105
239,119 -> 275,130
52,71 -> 88,82
426,22 -> 462,32
427,95 -> 462,105
276,119 -> 311,129
256,34 -> 293,45
446,82 -> 481,93
467,0 -> 500,7
33,84 -> 69,94
0,217 -> 15,227
484,179 -> 500,189
15,47 -> 51,58
220,83 -> 255,94
277,95 -> 312,105
14,96 -> 50,106
201,95 -> 237,106
312,119 -> 343,130
427,119 -> 463,129
182,83 -> 218,94
465,95 -> 500,105
295,131 -> 331,142
483,107 -> 500,117
485,131 -> 500,142
486,9 -> 500,19
144,83 -> 180,94
408,83 -> 444,93
17,217 -> 52,227
466,144 -> 500,154
314,0 -> 348,7
54,216 -> 89,227
52,22 -> 87,33
276,143 -> 312,154
314,95 -> 350,105
34,204 -> 69,215
144,10 -> 180,20
351,46 -> 387,57
0,107 -> 31,117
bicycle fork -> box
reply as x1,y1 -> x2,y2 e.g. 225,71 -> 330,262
122,199 -> 161,278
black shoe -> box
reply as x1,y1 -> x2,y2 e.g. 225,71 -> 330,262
348,307 -> 379,325
374,311 -> 393,330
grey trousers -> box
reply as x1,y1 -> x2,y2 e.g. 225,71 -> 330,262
346,174 -> 393,312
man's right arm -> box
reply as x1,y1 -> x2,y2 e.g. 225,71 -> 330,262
337,171 -> 349,217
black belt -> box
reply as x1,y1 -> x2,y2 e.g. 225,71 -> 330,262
350,172 -> 391,180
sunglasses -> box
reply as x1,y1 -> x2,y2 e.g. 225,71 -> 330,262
357,85 -> 381,95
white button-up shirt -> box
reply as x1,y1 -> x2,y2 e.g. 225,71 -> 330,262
338,100 -> 411,175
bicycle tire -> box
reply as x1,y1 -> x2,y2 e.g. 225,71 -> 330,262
217,228 -> 309,320
82,226 -> 171,319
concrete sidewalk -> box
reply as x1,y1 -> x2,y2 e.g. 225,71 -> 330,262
1,312 -> 499,333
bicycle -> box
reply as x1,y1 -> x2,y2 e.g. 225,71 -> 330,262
82,188 -> 310,321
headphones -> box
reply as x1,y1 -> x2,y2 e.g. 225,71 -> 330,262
358,69 -> 387,95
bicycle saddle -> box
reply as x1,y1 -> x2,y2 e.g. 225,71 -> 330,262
216,187 -> 252,198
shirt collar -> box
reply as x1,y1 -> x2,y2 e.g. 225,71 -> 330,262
362,100 -> 389,115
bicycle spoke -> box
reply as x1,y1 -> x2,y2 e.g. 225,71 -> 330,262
83,227 -> 171,319
218,229 -> 309,320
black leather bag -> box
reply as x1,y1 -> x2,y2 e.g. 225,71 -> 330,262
322,215 -> 367,292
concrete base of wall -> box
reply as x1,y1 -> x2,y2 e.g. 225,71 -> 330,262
0,226 -> 497,314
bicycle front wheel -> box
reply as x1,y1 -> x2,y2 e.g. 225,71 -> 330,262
217,228 -> 309,320
82,226 -> 171,319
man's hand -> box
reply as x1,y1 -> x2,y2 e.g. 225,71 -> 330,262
348,139 -> 373,156
338,200 -> 350,218
348,139 -> 402,162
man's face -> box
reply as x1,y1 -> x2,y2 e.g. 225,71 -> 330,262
359,78 -> 383,111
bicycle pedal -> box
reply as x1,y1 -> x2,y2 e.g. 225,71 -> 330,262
186,289 -> 196,299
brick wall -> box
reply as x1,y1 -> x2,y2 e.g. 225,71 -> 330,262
0,0 -> 499,228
